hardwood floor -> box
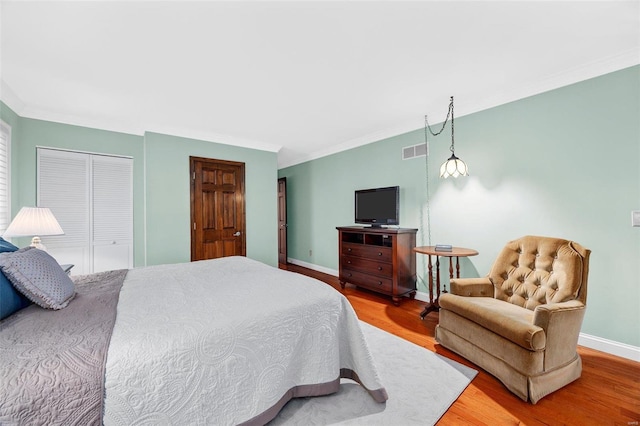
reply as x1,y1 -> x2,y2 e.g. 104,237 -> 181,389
283,263 -> 640,426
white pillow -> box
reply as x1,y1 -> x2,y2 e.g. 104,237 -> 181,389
0,247 -> 75,310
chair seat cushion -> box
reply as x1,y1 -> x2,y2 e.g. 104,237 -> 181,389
439,294 -> 546,351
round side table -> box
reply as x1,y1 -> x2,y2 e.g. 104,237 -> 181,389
413,246 -> 478,319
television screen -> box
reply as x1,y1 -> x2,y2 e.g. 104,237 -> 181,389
354,186 -> 399,227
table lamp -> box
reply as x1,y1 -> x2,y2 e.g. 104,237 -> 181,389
3,207 -> 64,251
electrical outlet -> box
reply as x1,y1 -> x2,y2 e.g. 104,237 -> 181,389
632,211 -> 640,227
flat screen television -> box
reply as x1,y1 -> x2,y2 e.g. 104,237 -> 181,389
354,186 -> 399,227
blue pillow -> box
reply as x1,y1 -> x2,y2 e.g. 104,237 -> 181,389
0,237 -> 32,320
0,237 -> 19,253
1,271 -> 32,319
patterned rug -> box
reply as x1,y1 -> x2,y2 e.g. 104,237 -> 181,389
271,321 -> 477,425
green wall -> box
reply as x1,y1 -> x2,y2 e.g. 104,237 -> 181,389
279,65 -> 640,348
144,132 -> 278,266
5,116 -> 146,264
0,104 -> 279,268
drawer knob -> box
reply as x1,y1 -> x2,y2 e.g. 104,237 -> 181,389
378,281 -> 383,285
347,248 -> 352,252
377,266 -> 382,271
347,260 -> 351,264
378,252 -> 382,256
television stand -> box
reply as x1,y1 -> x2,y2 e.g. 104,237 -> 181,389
337,226 -> 417,305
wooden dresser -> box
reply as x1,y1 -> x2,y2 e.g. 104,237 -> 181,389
337,226 -> 417,305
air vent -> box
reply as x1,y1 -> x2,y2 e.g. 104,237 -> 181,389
403,146 -> 415,159
402,142 -> 428,160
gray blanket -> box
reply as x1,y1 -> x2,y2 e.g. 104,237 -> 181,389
0,269 -> 128,426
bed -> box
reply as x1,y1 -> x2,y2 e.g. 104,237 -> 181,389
0,248 -> 387,425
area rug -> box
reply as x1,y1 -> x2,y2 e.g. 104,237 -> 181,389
270,321 -> 477,425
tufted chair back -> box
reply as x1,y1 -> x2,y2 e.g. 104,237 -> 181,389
487,235 -> 590,310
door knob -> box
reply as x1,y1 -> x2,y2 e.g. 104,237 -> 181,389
233,231 -> 241,236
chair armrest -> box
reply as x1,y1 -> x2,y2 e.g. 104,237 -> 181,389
450,277 -> 493,297
533,300 -> 586,370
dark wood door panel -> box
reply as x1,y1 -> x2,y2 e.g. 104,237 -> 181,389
191,156 -> 246,261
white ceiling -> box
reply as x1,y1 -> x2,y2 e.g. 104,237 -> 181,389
1,1 -> 639,168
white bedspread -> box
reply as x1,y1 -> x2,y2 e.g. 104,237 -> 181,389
103,256 -> 386,425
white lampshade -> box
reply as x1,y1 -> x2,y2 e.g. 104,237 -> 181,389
3,207 -> 64,250
439,154 -> 469,179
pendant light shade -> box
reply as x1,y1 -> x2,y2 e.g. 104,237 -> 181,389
440,153 -> 469,178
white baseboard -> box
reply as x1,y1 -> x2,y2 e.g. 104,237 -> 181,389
287,258 -> 338,277
287,258 -> 640,363
415,291 -> 430,303
578,333 -> 640,362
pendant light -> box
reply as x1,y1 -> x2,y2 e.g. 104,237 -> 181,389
424,96 -> 469,178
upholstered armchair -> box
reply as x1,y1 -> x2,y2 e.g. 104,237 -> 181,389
435,235 -> 590,403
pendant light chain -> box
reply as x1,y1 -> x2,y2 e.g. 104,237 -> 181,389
424,96 -> 454,139
449,98 -> 455,154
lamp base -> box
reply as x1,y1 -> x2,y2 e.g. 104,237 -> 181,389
29,236 -> 47,252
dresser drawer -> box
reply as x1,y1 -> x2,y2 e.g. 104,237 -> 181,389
342,243 -> 392,263
340,255 -> 393,278
340,268 -> 393,294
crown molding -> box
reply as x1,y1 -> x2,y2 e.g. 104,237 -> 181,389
463,48 -> 640,119
279,49 -> 640,169
0,80 -> 281,153
3,49 -> 639,166
277,118 -> 425,169
0,79 -> 26,114
142,125 -> 281,153
15,104 -> 147,137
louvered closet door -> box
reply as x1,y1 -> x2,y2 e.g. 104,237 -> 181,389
37,148 -> 133,274
38,149 -> 91,273
92,155 -> 133,273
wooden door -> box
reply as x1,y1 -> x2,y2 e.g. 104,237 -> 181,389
190,156 -> 246,261
277,177 -> 287,265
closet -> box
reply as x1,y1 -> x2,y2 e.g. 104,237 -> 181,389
37,148 -> 133,274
